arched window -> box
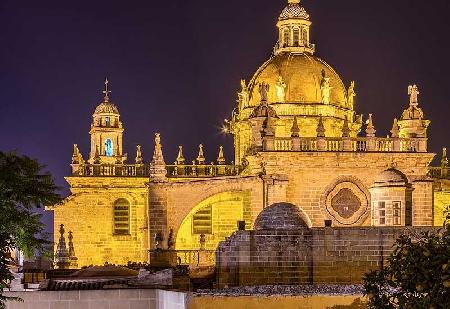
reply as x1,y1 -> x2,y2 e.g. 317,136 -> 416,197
105,139 -> 113,157
302,28 -> 308,45
293,28 -> 300,46
105,117 -> 110,127
283,28 -> 290,47
113,199 -> 130,235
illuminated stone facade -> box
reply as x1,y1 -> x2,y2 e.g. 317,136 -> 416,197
48,0 -> 447,268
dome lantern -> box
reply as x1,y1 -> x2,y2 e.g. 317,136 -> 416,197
275,0 -> 314,55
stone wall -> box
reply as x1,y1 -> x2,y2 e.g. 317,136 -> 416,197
4,289 -> 187,309
216,227 -> 437,287
48,177 -> 149,267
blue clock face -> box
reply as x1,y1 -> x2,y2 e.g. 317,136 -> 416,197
105,138 -> 113,157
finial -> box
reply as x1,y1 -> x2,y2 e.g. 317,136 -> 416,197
291,117 -> 300,137
103,77 -> 111,102
342,116 -> 350,138
288,0 -> 300,4
217,146 -> 226,165
176,146 -> 185,165
390,118 -> 400,138
72,144 -> 80,164
365,114 -> 376,137
316,116 -> 326,138
197,144 -> 205,165
263,114 -> 276,137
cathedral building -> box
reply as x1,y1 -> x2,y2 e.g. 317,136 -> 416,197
48,0 -> 447,268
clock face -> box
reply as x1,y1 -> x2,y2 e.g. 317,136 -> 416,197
105,138 -> 113,157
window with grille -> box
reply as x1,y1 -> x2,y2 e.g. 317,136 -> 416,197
192,206 -> 212,235
378,201 -> 386,225
393,201 -> 402,226
113,199 -> 130,235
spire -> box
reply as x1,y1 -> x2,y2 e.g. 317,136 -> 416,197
175,146 -> 186,165
291,117 -> 300,137
365,114 -> 376,137
390,118 -> 400,138
68,231 -> 78,268
217,146 -> 226,165
55,224 -> 70,269
149,133 -> 167,180
135,145 -> 143,164
197,144 -> 206,165
316,116 -> 325,138
342,116 -> 350,138
263,114 -> 276,137
102,77 -> 111,102
72,144 -> 80,164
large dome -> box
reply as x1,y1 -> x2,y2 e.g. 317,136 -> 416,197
247,53 -> 347,107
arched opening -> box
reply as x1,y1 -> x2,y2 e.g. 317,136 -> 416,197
283,28 -> 290,47
105,138 -> 113,157
113,199 -> 130,235
293,28 -> 300,46
175,191 -> 250,251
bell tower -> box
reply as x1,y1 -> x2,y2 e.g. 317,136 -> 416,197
89,78 -> 127,164
275,0 -> 315,55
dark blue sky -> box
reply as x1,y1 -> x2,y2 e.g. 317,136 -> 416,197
1,0 -> 450,235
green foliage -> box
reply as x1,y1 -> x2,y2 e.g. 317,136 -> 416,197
0,152 -> 61,308
363,206 -> 450,308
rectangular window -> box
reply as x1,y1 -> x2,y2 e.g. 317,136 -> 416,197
293,28 -> 300,46
192,206 -> 212,235
393,201 -> 402,226
378,201 -> 386,226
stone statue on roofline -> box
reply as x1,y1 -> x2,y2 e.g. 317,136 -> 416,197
320,69 -> 332,104
408,84 -> 420,107
276,75 -> 287,102
238,79 -> 249,109
259,82 -> 270,102
347,81 -> 356,109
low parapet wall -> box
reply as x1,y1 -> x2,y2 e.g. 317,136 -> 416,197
4,289 -> 187,309
216,227 -> 437,287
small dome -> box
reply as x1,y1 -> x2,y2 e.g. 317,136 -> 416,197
279,2 -> 310,20
374,168 -> 408,185
94,101 -> 119,114
255,203 -> 308,230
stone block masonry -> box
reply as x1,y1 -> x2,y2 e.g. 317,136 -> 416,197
216,227 -> 437,288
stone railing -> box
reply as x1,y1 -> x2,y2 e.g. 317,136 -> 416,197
166,164 -> 240,178
428,167 -> 450,180
176,250 -> 215,266
71,164 -> 151,177
267,136 -> 426,153
70,163 -> 240,178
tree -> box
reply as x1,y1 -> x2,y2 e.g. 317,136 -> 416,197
363,207 -> 450,308
0,152 -> 61,308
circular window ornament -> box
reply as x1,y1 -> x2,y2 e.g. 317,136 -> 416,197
321,177 -> 370,226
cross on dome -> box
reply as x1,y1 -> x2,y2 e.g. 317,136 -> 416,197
102,77 -> 111,102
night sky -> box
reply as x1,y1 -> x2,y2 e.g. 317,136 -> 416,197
1,0 -> 450,235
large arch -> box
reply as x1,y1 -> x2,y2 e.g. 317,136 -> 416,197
175,191 -> 251,251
